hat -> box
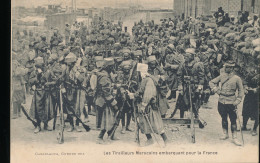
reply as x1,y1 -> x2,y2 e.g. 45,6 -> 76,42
224,60 -> 235,67
122,48 -> 131,54
167,44 -> 175,51
49,53 -> 58,61
34,57 -> 44,66
95,56 -> 104,61
185,48 -> 196,55
28,51 -> 35,61
134,50 -> 142,56
65,53 -> 77,63
103,58 -> 114,67
147,55 -> 156,63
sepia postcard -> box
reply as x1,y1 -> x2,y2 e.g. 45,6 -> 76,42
11,0 -> 259,162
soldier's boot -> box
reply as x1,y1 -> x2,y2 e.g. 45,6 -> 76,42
252,122 -> 258,136
219,129 -> 229,140
144,139 -> 154,146
161,133 -> 170,146
126,126 -> 134,132
144,134 -> 154,146
75,125 -> 82,132
126,114 -> 134,132
67,122 -> 74,132
241,117 -> 250,131
110,133 -> 120,141
232,132 -> 242,146
44,123 -> 53,131
121,126 -> 126,134
34,126 -> 41,134
96,130 -> 106,144
252,130 -> 257,136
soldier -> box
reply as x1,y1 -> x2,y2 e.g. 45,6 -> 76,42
133,63 -> 169,146
37,35 -> 49,63
62,53 -> 83,132
87,56 -> 105,129
50,28 -> 63,54
164,44 -> 183,101
199,51 -> 213,109
12,60 -> 28,119
117,49 -> 138,134
95,58 -> 119,144
209,60 -> 244,146
241,68 -> 259,136
147,55 -> 169,118
68,34 -> 82,57
65,24 -> 70,45
176,48 -> 204,120
29,57 -> 54,133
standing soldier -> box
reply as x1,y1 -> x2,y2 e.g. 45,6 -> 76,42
209,60 -> 244,146
95,58 -> 119,144
50,28 -> 63,54
241,68 -> 259,136
37,35 -> 49,63
62,53 -> 83,132
147,55 -> 169,118
117,49 -> 138,134
164,44 -> 183,101
176,48 -> 204,120
134,63 -> 169,146
29,57 -> 54,133
12,60 -> 28,119
65,24 -> 70,45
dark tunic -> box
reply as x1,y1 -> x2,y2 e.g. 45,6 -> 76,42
242,74 -> 259,120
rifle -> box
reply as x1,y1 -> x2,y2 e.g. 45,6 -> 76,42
20,104 -> 38,128
142,111 -> 162,148
62,92 -> 91,132
57,86 -> 64,144
107,98 -> 126,139
132,99 -> 140,145
188,79 -> 196,143
107,61 -> 138,137
235,106 -> 244,146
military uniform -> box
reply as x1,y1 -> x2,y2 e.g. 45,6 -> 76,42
12,60 -> 27,119
147,56 -> 170,117
209,61 -> 244,146
134,60 -> 169,145
29,57 -> 54,133
242,71 -> 259,135
95,58 -> 118,143
50,30 -> 63,54
177,48 -> 205,118
117,50 -> 138,133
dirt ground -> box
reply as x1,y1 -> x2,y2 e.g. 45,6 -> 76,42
10,92 -> 259,163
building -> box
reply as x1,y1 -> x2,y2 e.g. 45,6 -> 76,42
173,0 -> 212,18
173,0 -> 260,18
45,13 -> 76,33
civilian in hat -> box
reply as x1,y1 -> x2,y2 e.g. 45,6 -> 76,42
65,24 -> 70,45
209,60 -> 244,146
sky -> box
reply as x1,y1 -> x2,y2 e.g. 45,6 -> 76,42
12,0 -> 173,9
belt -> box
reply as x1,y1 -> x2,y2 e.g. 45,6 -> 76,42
220,93 -> 235,97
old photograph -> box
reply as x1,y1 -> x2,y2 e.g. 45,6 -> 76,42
11,0 -> 259,162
